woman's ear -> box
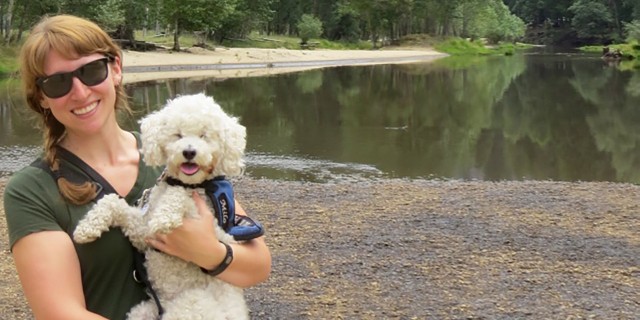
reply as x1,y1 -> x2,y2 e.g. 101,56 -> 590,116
111,55 -> 123,86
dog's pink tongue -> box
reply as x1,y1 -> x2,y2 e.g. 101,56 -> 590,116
180,163 -> 200,175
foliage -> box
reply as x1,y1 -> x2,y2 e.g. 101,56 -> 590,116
434,38 -> 492,55
568,0 -> 614,40
581,42 -> 639,59
7,0 -> 640,49
624,20 -> 640,42
314,38 -> 372,50
213,0 -> 275,43
0,44 -> 19,77
93,0 -> 125,32
158,0 -> 237,50
296,14 -> 323,45
222,32 -> 370,50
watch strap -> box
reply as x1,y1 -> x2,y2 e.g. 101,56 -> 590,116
201,242 -> 233,276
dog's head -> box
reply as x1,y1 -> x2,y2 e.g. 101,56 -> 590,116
139,93 -> 246,184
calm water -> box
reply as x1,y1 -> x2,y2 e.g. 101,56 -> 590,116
2,52 -> 640,183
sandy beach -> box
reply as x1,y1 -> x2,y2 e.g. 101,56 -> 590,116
121,46 -> 448,83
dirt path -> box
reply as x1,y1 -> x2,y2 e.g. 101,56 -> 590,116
2,177 -> 639,319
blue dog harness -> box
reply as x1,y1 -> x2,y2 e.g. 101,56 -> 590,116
164,176 -> 265,241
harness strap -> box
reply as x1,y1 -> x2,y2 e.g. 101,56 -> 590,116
165,176 -> 264,241
133,250 -> 164,316
56,147 -> 116,200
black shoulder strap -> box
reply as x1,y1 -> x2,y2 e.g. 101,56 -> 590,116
31,148 -> 117,200
56,147 -> 117,199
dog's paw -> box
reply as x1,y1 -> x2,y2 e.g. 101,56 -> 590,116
127,299 -> 159,320
72,222 -> 109,243
148,218 -> 181,235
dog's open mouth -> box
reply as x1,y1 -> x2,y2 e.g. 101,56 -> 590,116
180,163 -> 200,176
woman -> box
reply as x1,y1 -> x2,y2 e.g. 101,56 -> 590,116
3,14 -> 271,319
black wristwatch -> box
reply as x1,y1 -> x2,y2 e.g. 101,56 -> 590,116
201,242 -> 233,276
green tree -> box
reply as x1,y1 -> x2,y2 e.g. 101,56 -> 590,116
325,0 -> 360,42
569,0 -> 614,40
485,0 -> 525,43
93,0 -> 125,33
297,14 -> 323,44
624,19 -> 640,41
159,0 -> 237,50
269,0 -> 304,35
214,0 -> 275,43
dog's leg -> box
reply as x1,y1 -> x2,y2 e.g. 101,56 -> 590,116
126,299 -> 159,320
73,194 -> 148,249
115,205 -> 150,250
147,188 -> 195,234
73,194 -> 131,243
159,286 -> 248,320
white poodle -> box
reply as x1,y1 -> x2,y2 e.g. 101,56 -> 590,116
73,93 -> 259,320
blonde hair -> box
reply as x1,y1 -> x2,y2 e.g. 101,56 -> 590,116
20,14 -> 130,205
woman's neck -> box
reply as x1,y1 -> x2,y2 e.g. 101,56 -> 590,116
59,126 -> 136,167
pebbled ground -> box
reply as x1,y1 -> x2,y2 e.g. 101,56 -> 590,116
2,177 -> 639,319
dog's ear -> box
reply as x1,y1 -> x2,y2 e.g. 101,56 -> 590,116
218,118 -> 247,176
139,110 -> 166,166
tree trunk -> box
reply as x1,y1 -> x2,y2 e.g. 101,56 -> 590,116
4,0 -> 14,42
609,0 -> 623,39
172,19 -> 180,51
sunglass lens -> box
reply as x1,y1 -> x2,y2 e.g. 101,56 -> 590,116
41,73 -> 73,99
78,59 -> 109,86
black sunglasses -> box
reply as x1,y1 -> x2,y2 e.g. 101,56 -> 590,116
36,56 -> 114,99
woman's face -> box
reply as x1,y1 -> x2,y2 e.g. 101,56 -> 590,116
39,50 -> 122,137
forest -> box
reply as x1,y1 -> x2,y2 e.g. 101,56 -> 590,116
1,0 -> 640,49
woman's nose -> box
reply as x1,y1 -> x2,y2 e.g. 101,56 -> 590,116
68,76 -> 92,99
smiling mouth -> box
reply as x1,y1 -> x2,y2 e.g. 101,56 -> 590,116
73,101 -> 98,115
180,162 -> 200,175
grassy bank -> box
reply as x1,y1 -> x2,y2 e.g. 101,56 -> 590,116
137,31 -> 373,50
580,42 -> 640,69
0,33 -> 522,77
581,42 -> 640,58
0,45 -> 19,78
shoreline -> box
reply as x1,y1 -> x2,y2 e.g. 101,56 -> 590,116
121,47 -> 448,83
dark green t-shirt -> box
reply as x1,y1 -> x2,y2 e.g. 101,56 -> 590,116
3,132 -> 162,320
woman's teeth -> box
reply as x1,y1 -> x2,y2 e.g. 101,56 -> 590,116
73,101 -> 98,115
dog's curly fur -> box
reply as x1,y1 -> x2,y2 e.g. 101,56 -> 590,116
73,93 -> 249,320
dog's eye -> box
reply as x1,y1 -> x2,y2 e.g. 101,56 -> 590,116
174,133 -> 183,139
200,134 -> 206,139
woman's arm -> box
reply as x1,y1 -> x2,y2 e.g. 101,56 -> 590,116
146,192 -> 272,288
12,231 -> 107,320
214,200 -> 271,287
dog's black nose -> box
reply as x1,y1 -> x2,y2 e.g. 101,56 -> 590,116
183,149 -> 197,160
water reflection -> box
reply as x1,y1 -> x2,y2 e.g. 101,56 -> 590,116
2,53 -> 640,183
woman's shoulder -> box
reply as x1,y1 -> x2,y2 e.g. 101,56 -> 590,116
5,160 -> 57,195
4,159 -> 61,212
4,160 -> 66,249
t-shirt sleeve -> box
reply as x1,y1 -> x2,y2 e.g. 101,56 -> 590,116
3,167 -> 66,250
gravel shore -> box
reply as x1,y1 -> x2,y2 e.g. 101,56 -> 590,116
2,177 -> 639,319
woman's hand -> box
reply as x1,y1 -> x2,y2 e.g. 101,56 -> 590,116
146,192 -> 226,268
147,191 -> 272,288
